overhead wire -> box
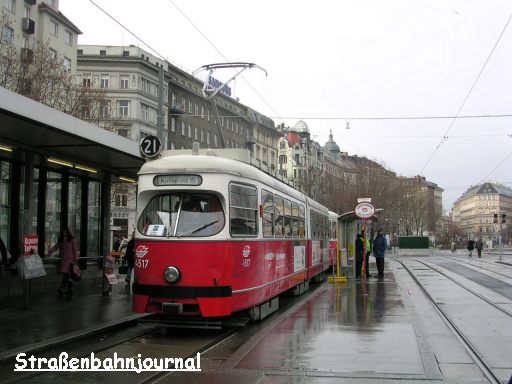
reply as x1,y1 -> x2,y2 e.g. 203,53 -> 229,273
166,0 -> 282,119
88,0 -> 168,62
419,11 -> 512,174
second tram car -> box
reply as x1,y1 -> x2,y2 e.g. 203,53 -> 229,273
132,148 -> 334,320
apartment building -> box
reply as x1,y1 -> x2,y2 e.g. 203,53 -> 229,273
1,0 -> 80,73
452,181 -> 512,243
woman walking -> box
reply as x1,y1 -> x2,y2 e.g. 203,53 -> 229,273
48,227 -> 79,296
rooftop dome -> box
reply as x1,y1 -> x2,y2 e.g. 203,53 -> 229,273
293,120 -> 310,134
324,130 -> 340,154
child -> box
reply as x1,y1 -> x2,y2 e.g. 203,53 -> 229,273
102,255 -> 117,296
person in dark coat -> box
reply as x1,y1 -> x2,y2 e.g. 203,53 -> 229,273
475,238 -> 483,258
467,238 -> 475,258
372,229 -> 387,279
124,231 -> 135,284
355,234 -> 365,278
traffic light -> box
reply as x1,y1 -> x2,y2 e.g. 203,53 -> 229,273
494,213 -> 498,224
502,213 -> 506,224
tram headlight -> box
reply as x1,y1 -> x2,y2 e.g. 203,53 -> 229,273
163,266 -> 180,283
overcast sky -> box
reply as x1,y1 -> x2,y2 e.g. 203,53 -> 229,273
60,0 -> 512,212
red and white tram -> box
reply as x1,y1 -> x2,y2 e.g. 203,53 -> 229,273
132,148 -> 334,320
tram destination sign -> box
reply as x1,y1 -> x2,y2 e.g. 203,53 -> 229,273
140,135 -> 162,158
355,202 -> 375,219
154,174 -> 203,186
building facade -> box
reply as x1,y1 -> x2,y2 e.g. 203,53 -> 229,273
1,0 -> 81,73
452,181 -> 512,244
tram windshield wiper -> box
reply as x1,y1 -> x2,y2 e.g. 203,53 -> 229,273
177,220 -> 219,238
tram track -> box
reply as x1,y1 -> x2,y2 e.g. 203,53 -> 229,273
0,318 -> 163,384
414,258 -> 512,317
438,253 -> 512,280
393,257 -> 507,384
2,316 -> 248,384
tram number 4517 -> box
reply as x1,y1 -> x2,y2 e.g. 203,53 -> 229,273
136,259 -> 149,269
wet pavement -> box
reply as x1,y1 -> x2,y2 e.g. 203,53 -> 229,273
0,277 -> 139,361
1,251 -> 512,383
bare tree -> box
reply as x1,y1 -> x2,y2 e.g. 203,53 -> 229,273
1,11 -> 110,127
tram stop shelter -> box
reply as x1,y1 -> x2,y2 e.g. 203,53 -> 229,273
338,208 -> 382,277
0,87 -> 145,302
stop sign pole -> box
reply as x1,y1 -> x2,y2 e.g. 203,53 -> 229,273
355,201 -> 375,282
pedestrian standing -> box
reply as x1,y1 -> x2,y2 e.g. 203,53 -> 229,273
451,241 -> 456,253
365,234 -> 372,278
124,231 -> 135,284
48,227 -> 79,296
373,229 -> 387,279
355,234 -> 364,278
467,238 -> 475,258
475,238 -> 483,258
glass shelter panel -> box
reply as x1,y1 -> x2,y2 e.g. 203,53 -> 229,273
88,181 -> 101,257
45,172 -> 62,255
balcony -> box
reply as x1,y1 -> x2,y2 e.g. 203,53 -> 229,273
170,103 -> 184,114
20,47 -> 34,63
24,0 -> 36,5
22,18 -> 35,34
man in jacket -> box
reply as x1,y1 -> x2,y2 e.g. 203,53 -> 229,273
467,238 -> 475,258
355,234 -> 365,278
475,238 -> 483,258
373,229 -> 387,278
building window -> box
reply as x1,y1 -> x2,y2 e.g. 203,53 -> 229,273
1,26 -> 14,44
82,77 -> 91,87
114,194 -> 128,207
141,103 -> 149,122
5,0 -> 15,13
49,48 -> 57,59
188,100 -> 193,114
171,117 -> 176,132
206,132 -> 210,145
50,20 -> 58,37
188,124 -> 192,138
100,101 -> 110,118
63,57 -> 71,72
100,75 -> 109,88
117,100 -> 129,118
195,104 -> 199,116
194,127 -> 199,140
181,121 -> 185,136
64,30 -> 72,46
120,75 -> 129,89
117,128 -> 129,138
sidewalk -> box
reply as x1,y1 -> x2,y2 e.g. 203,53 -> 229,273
0,272 -> 139,361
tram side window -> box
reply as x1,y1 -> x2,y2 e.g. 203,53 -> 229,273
262,190 -> 274,238
291,202 -> 299,238
299,205 -> 305,238
284,199 -> 292,238
274,195 -> 284,238
230,184 -> 258,236
311,210 -> 318,239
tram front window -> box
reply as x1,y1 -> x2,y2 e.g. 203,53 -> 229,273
137,193 -> 224,237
